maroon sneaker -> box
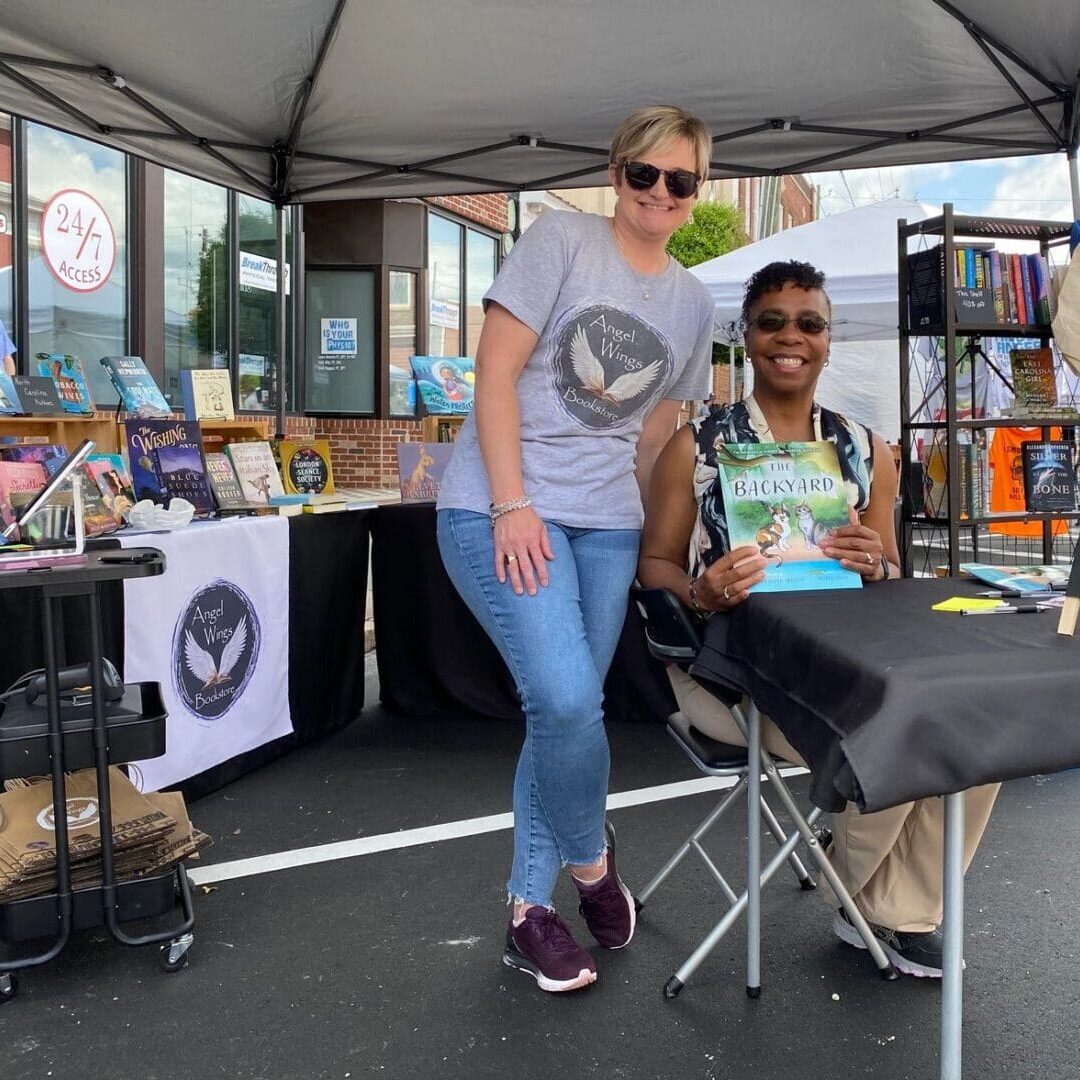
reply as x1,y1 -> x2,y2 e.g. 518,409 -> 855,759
575,820 -> 636,950
504,908 -> 597,992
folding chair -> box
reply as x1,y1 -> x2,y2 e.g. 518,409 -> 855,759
631,587 -> 898,998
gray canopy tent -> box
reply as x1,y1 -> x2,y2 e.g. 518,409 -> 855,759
1,0 -> 1079,440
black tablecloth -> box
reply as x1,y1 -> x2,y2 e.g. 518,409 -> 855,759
0,512 -> 371,799
371,503 -> 677,724
691,577 -> 1080,813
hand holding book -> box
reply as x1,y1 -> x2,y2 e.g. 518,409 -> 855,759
819,506 -> 890,582
689,545 -> 767,613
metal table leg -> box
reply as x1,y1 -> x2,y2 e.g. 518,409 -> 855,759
745,701 -> 761,998
940,791 -> 965,1080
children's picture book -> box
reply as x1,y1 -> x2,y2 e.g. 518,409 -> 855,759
100,356 -> 172,418
396,442 -> 454,503
204,452 -> 252,512
86,453 -> 136,524
35,353 -> 94,415
1009,348 -> 1056,411
0,370 -> 22,415
153,443 -> 215,516
279,439 -> 335,494
1020,440 -> 1077,513
224,441 -> 285,505
123,418 -> 207,506
409,356 -> 475,415
11,375 -> 65,415
0,461 -> 47,529
714,440 -> 862,593
180,368 -> 235,422
959,562 -> 1069,593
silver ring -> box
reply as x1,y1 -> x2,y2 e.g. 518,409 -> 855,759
865,551 -> 874,565
722,585 -> 731,601
506,554 -> 518,563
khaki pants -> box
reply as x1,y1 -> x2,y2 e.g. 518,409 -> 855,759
668,666 -> 1000,933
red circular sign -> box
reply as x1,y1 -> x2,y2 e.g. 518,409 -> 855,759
40,188 -> 116,294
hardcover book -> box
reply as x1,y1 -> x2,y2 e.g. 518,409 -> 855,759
224,441 -> 285,505
0,370 -> 22,415
396,442 -> 453,503
180,368 -> 235,421
1009,348 -> 1056,411
100,356 -> 172,418
713,440 -> 862,593
10,376 -> 65,415
123,418 -> 208,506
279,439 -> 335,494
409,356 -> 475,415
959,562 -> 1069,593
906,246 -> 944,329
0,461 -> 47,529
35,353 -> 94,415
1021,440 -> 1076,513
204,451 -> 251,511
86,453 -> 136,524
153,443 -> 215,516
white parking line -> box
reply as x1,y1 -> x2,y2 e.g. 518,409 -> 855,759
187,768 -> 807,886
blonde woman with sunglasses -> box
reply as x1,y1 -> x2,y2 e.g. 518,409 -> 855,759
436,106 -> 715,993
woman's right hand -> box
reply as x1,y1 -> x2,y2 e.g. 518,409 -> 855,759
493,506 -> 555,596
693,545 -> 767,611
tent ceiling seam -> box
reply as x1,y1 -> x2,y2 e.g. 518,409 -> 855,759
0,59 -> 103,135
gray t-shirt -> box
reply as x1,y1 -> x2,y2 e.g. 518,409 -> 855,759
437,211 -> 715,529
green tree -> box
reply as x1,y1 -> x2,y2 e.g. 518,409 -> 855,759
666,201 -> 746,269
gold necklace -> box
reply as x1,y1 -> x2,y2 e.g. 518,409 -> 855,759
609,220 -> 668,301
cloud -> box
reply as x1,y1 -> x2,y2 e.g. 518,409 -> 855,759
980,154 -> 1074,221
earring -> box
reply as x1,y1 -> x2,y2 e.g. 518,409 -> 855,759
823,357 -> 830,367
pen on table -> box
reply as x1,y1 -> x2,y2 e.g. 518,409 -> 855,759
961,602 -> 1043,616
976,589 -> 1057,599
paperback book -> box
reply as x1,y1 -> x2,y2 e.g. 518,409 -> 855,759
1021,440 -> 1077,513
180,368 -> 235,421
204,452 -> 253,512
1009,348 -> 1056,411
279,439 -> 335,494
224,441 -> 285,505
960,562 -> 1069,593
714,440 -> 862,593
100,356 -> 172,418
86,453 -> 136,524
0,370 -> 22,415
35,353 -> 94,415
0,461 -> 47,529
410,356 -> 475,415
153,443 -> 215,516
396,443 -> 453,503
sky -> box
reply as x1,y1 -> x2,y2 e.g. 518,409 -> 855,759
810,153 -> 1077,222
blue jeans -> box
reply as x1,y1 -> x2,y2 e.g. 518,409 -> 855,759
437,509 -> 640,908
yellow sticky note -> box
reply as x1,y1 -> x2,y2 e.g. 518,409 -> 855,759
932,597 -> 1006,613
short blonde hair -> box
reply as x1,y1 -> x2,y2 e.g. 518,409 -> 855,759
609,106 -> 712,181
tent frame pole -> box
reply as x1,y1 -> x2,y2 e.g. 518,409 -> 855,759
275,205 -> 287,440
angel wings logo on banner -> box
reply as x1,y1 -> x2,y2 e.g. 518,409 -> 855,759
551,305 -> 673,429
171,579 -> 262,723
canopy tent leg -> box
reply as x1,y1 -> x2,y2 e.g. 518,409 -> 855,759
1068,146 -> 1080,221
275,205 -> 287,440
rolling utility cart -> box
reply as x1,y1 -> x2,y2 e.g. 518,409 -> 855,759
0,547 -> 194,1002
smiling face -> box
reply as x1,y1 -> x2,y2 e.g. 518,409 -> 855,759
744,282 -> 831,398
609,136 -> 698,245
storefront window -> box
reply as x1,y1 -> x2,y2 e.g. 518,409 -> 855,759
427,213 -> 462,358
0,113 -> 12,342
237,194 -> 292,413
466,230 -> 497,358
162,170 -> 228,407
26,124 -> 127,405
389,269 -> 417,416
304,269 -> 375,413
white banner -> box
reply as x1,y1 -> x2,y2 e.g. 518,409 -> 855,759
239,250 -> 291,294
120,516 -> 293,792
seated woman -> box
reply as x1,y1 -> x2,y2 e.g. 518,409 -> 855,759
638,259 -> 999,979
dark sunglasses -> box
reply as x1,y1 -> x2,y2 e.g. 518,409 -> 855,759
621,160 -> 701,199
746,312 -> 830,335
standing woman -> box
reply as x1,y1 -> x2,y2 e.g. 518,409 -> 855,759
436,106 -> 716,993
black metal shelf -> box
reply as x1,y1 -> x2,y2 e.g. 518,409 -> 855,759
908,510 -> 1080,527
912,323 -> 1052,338
903,417 -> 1079,431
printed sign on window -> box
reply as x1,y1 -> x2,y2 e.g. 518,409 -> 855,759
320,318 -> 357,357
429,298 -> 460,330
239,251 -> 291,294
40,188 -> 116,293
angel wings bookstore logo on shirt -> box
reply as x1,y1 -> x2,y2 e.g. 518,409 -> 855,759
551,305 -> 672,429
171,579 -> 261,722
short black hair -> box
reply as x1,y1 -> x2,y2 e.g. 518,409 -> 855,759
741,260 -> 829,323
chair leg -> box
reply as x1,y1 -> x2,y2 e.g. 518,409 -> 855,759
745,702 -> 762,999
636,777 -> 747,907
755,750 -> 898,981
759,795 -> 816,890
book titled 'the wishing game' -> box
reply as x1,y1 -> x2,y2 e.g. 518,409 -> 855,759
714,440 -> 861,593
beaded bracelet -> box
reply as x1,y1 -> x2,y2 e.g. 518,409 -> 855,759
489,495 -> 532,525
687,575 -> 708,618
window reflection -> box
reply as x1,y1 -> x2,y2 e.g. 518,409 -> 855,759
0,113 -> 12,338
466,230 -> 497,358
389,269 -> 417,416
427,214 -> 461,357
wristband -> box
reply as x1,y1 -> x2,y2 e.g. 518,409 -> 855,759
687,575 -> 708,617
489,496 -> 532,526
873,553 -> 891,582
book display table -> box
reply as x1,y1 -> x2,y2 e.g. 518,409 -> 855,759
689,577 -> 1080,1080
370,503 -> 676,723
0,549 -> 195,1001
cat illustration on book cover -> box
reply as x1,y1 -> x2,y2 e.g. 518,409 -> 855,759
755,504 -> 791,562
793,500 -> 834,550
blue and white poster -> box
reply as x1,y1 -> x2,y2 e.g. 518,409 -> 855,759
320,317 -> 357,357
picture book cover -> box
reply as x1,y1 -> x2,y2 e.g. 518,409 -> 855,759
86,453 -> 136,524
100,356 -> 172,418
396,442 -> 454,503
180,368 -> 235,421
153,443 -> 215,516
204,452 -> 250,511
1009,348 -> 1056,410
0,460 -> 47,529
1021,440 -> 1076,513
224,441 -> 285,505
714,440 -> 862,593
35,353 -> 94,415
280,439 -> 335,495
0,443 -> 67,470
960,563 -> 1069,593
0,370 -> 21,415
11,375 -> 65,415
123,418 -> 206,505
409,356 -> 475,415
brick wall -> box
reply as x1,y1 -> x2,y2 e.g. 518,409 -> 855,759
284,415 -> 423,489
426,193 -> 509,233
